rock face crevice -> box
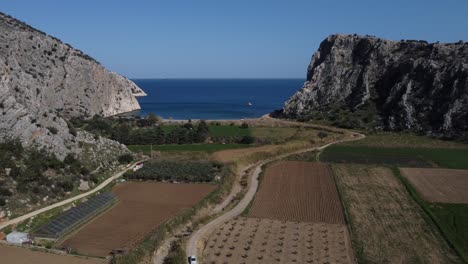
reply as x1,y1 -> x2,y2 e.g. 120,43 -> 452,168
0,12 -> 146,160
281,34 -> 468,139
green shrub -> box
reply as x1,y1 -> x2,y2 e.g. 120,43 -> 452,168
240,122 -> 249,129
318,131 -> 329,139
240,135 -> 256,144
163,242 -> 186,264
118,154 -> 134,164
47,126 -> 58,134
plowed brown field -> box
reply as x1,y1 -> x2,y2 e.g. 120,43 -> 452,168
400,167 -> 468,203
61,182 -> 215,257
203,217 -> 354,264
248,162 -> 344,224
0,244 -> 105,264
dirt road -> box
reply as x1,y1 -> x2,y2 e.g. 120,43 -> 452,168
184,133 -> 364,262
0,160 -> 145,230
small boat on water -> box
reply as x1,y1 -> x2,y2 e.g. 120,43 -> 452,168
247,101 -> 253,106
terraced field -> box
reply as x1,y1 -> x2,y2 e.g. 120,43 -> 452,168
333,165 -> 460,263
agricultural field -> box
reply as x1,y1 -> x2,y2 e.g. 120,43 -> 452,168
430,203 -> 468,262
60,182 -> 215,257
333,165 -> 460,263
0,244 -> 104,264
203,161 -> 355,263
340,132 -> 468,149
251,126 -> 326,144
400,168 -> 468,204
203,217 -> 354,264
128,143 -> 249,154
248,162 -> 344,224
397,167 -> 468,261
212,130 -> 345,164
320,145 -> 468,169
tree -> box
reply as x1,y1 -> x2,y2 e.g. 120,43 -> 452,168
196,120 -> 209,143
240,122 -> 249,129
147,112 -> 162,126
118,154 -> 134,164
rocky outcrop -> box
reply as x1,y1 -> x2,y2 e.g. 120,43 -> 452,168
0,12 -> 146,160
281,34 -> 468,139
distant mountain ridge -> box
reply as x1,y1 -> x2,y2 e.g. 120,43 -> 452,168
0,12 -> 146,160
279,34 -> 468,140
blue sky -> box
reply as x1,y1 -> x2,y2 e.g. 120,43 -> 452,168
2,1 -> 467,78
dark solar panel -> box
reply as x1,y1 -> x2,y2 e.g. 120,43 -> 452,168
33,192 -> 117,239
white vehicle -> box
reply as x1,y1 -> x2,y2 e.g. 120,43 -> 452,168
188,256 -> 197,264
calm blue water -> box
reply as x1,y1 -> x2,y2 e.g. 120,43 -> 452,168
131,79 -> 304,120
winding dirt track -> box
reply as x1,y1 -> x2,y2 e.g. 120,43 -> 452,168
184,133 -> 365,262
0,160 -> 146,230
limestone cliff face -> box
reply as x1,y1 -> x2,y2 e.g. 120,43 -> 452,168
0,12 -> 146,160
282,34 -> 468,139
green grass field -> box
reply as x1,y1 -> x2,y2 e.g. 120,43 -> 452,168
209,125 -> 251,137
430,203 -> 468,262
321,145 -> 468,169
128,143 -> 250,154
342,132 -> 468,149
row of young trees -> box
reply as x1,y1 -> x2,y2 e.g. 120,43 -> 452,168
125,161 -> 221,182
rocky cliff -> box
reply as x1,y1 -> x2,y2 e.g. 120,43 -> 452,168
0,12 -> 146,160
281,34 -> 468,139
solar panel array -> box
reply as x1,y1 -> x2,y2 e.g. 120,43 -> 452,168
34,192 -> 118,239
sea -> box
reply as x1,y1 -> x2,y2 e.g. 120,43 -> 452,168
130,79 -> 305,120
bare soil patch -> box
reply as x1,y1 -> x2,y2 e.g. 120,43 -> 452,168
203,217 -> 354,264
333,165 -> 460,263
61,182 -> 215,257
0,244 -> 104,264
400,167 -> 468,204
248,162 -> 345,224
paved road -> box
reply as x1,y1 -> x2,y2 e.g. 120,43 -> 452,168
184,133 -> 365,262
0,160 -> 145,230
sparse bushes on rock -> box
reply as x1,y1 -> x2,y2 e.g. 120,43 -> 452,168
47,126 -> 58,134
